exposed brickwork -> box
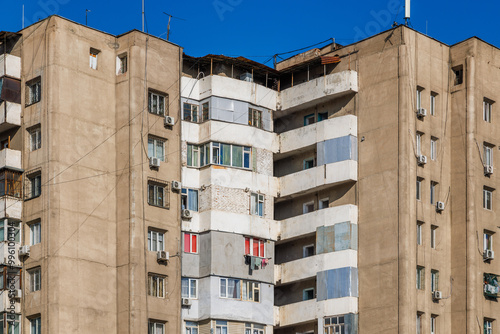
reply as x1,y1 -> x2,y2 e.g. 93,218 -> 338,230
255,148 -> 273,176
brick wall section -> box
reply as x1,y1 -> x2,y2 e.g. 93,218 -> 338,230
180,141 -> 187,167
255,148 -> 273,176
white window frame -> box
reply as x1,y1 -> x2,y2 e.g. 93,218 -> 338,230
27,78 -> 41,105
30,316 -> 41,334
417,222 -> 423,246
116,54 -> 127,75
324,315 -> 346,334
183,102 -> 199,123
147,229 -> 164,252
416,132 -> 423,156
148,182 -> 167,208
430,181 -> 437,205
89,48 -> 99,70
416,178 -> 422,201
148,91 -> 166,116
484,187 -> 493,210
484,99 -> 493,123
245,323 -> 264,334
484,231 -> 494,252
416,313 -> 422,334
215,321 -> 227,334
148,321 -> 165,334
29,267 -> 41,292
416,266 -> 424,290
484,144 -> 494,167
148,274 -> 166,298
30,221 -> 41,246
245,237 -> 265,258
248,108 -> 263,129
148,137 -> 165,161
186,321 -> 199,334
29,126 -> 41,152
250,193 -> 264,217
430,137 -> 437,161
181,278 -> 198,299
187,144 -> 200,167
303,201 -> 314,214
431,269 -> 439,292
416,88 -> 422,110
181,188 -> 199,212
183,232 -> 198,254
484,319 -> 493,334
430,93 -> 436,116
431,225 -> 437,249
431,315 -> 437,334
302,287 -> 315,301
219,278 -> 260,302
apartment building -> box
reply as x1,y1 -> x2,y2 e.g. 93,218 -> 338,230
1,16 -> 183,333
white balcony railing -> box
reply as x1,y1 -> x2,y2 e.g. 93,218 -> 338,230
0,197 -> 22,220
0,149 -> 22,170
0,54 -> 21,79
0,101 -> 21,132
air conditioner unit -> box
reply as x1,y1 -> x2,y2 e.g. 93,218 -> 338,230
432,290 -> 442,300
149,157 -> 161,168
417,155 -> 427,165
181,298 -> 192,306
164,116 -> 175,127
436,201 -> 445,212
484,165 -> 494,175
417,108 -> 427,117
19,245 -> 30,257
181,209 -> 192,219
157,250 -> 169,263
171,180 -> 182,191
484,249 -> 495,261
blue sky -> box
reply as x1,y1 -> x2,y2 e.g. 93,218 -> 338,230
0,0 -> 497,66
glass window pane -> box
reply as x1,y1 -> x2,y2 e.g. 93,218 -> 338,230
232,145 -> 243,167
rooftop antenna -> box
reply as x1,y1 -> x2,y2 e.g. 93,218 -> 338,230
85,9 -> 91,26
163,12 -> 186,41
404,0 -> 410,26
142,0 -> 145,32
22,5 -> 24,29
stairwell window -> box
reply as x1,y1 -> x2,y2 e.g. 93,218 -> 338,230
89,48 -> 100,70
431,270 -> 439,292
431,225 -> 438,249
250,193 -> 264,217
29,267 -> 41,292
430,92 -> 437,116
416,132 -> 423,156
147,229 -> 164,252
453,65 -> 463,85
181,278 -> 198,299
29,126 -> 41,151
147,181 -> 168,209
430,137 -> 438,161
148,91 -> 167,116
417,221 -> 423,246
148,274 -> 166,298
430,181 -> 438,205
484,99 -> 493,123
483,186 -> 494,210
26,77 -> 41,106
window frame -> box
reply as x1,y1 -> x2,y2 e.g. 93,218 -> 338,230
431,315 -> 437,334
181,188 -> 199,212
201,102 -> 210,122
430,181 -> 438,205
303,244 -> 315,258
189,142 -> 252,169
430,137 -> 438,161
183,232 -> 198,254
148,274 -> 166,298
26,77 -> 41,106
431,269 -> 439,292
148,91 -> 167,116
250,193 -> 264,217
303,201 -> 314,214
181,277 -> 198,299
30,316 -> 41,334
484,319 -> 493,334
417,221 -> 423,246
89,48 -> 99,70
302,287 -> 315,301
186,321 -> 199,334
324,315 -> 346,334
304,114 -> 315,126
183,102 -> 199,123
303,158 -> 315,170
116,53 -> 127,75
416,266 -> 425,290
219,277 -> 260,302
27,172 -> 42,199
148,136 -> 166,162
416,132 -> 423,156
484,230 -> 494,252
416,313 -> 423,334
30,221 -> 41,246
148,321 -> 165,334
319,198 -> 329,209
244,237 -> 265,258
483,186 -> 494,211
147,229 -> 165,252
430,93 -> 437,116
248,108 -> 263,129
484,99 -> 493,123
147,181 -> 168,209
28,267 -> 41,292
29,126 -> 41,152
215,321 -> 227,334
416,177 -> 423,201
416,88 -> 422,110
484,143 -> 494,167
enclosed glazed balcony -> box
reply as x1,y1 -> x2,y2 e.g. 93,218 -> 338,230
0,169 -> 22,220
0,101 -> 21,132
277,70 -> 357,116
0,54 -> 21,79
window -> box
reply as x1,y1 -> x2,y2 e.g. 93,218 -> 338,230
27,172 -> 41,199
89,48 -> 99,69
484,143 -> 494,167
416,132 -> 423,156
324,315 -> 345,334
147,181 -> 168,208
304,114 -> 315,126
29,267 -> 41,292
484,319 -> 493,334
245,323 -> 264,334
186,321 -> 199,334
0,170 -> 22,198
30,316 -> 41,334
183,103 -> 199,122
430,137 -> 438,161
416,266 -> 425,290
181,188 -> 199,211
430,93 -> 437,116
303,244 -> 315,258
30,221 -> 41,245
29,126 -> 41,151
215,321 -> 227,334
302,288 -> 314,300
484,99 -> 493,123
220,278 -> 260,302
0,220 -> 20,243
181,278 -> 197,299
431,270 -> 439,292
248,108 -> 263,129
187,144 -> 200,167
26,77 -> 41,105
147,229 -> 164,252
431,225 -> 437,249
117,54 -> 127,74
202,102 -> 209,121
188,142 -> 251,169
453,65 -> 463,85
430,181 -> 438,205
484,186 -> 493,210
183,233 -> 198,254
416,88 -> 422,110
303,158 -> 315,170
431,315 -> 437,334
250,193 -> 264,217
148,321 -> 165,334
484,230 -> 494,252
303,201 -> 314,214
416,177 -> 423,201
245,237 -> 265,258
319,198 -> 329,209
417,221 -> 423,246
148,274 -> 165,298
148,137 -> 165,161
416,313 -> 423,334
148,91 -> 166,116
318,111 -> 328,121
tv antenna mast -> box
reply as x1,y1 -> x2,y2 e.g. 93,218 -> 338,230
163,12 -> 186,41
404,0 -> 410,26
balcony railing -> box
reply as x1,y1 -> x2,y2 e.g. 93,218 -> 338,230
0,54 -> 21,79
0,101 -> 21,132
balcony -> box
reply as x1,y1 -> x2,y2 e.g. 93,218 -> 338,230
0,291 -> 20,313
0,242 -> 21,266
278,160 -> 357,198
275,298 -> 358,327
0,196 -> 22,220
279,205 -> 357,241
277,70 -> 358,117
0,101 -> 21,132
0,149 -> 22,171
278,115 -> 357,158
0,54 -> 21,79
275,250 -> 357,285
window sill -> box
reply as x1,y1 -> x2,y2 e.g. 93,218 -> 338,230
147,203 -> 170,210
148,111 -> 165,117
24,194 -> 41,202
25,101 -> 41,107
